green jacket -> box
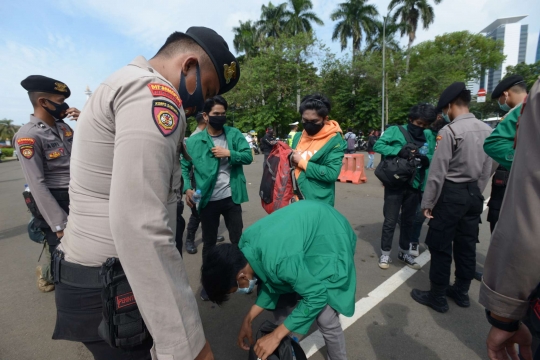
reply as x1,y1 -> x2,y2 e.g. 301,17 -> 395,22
483,103 -> 522,171
373,124 -> 436,191
291,132 -> 346,206
181,126 -> 252,211
239,200 -> 357,334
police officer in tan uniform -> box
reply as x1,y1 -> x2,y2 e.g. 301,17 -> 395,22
411,82 -> 493,313
53,27 -> 239,360
14,75 -> 80,292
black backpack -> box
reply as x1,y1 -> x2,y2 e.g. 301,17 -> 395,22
374,126 -> 419,189
248,321 -> 307,360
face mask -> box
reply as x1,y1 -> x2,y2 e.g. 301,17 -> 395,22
208,115 -> 227,131
408,122 -> 426,139
267,131 -> 274,137
442,105 -> 451,123
43,99 -> 69,120
303,121 -> 324,136
178,63 -> 204,117
236,275 -> 257,294
498,95 -> 511,112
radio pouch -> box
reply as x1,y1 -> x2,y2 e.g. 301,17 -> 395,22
98,257 -> 150,349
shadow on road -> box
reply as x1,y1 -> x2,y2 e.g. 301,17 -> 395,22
0,224 -> 27,241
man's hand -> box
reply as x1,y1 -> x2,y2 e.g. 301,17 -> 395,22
56,230 -> 64,239
254,324 -> 290,360
291,151 -> 302,166
211,146 -> 231,158
423,209 -> 433,219
237,315 -> 254,351
487,324 -> 533,360
66,108 -> 81,121
194,341 -> 214,360
185,189 -> 195,208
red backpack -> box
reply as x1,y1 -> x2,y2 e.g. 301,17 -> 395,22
259,141 -> 303,214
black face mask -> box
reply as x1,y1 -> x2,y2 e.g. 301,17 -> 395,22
408,122 -> 427,144
208,116 -> 227,131
178,63 -> 204,117
43,100 -> 69,120
267,132 -> 274,137
303,121 -> 324,136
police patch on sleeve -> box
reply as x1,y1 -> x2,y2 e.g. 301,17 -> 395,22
435,135 -> 443,150
17,138 -> 36,159
152,100 -> 179,137
147,83 -> 182,108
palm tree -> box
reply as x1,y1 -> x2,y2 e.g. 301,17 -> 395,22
233,20 -> 260,59
389,0 -> 442,72
257,2 -> 288,38
0,119 -> 18,141
331,0 -> 379,59
284,0 -> 324,36
365,19 -> 404,52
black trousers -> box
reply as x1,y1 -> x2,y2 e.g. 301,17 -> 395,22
175,201 -> 186,256
381,186 -> 422,253
187,204 -> 201,234
426,181 -> 484,286
487,183 -> 506,234
200,197 -> 243,260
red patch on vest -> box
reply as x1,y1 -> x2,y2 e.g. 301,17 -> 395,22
116,292 -> 136,310
152,100 -> 179,137
147,83 -> 182,108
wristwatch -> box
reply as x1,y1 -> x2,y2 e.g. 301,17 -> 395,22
485,310 -> 521,332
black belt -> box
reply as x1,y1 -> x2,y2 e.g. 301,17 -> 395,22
53,250 -> 102,288
443,180 -> 478,189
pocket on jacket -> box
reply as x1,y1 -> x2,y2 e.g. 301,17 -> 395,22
305,255 -> 340,282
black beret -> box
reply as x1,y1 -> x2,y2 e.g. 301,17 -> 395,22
21,75 -> 71,98
185,27 -> 240,95
491,75 -> 525,99
436,82 -> 466,112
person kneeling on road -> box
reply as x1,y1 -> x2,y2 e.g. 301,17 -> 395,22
201,200 -> 357,360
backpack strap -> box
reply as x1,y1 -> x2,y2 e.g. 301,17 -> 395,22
291,340 -> 308,360
398,125 -> 414,145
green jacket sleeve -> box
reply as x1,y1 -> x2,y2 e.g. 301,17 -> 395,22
373,127 -> 403,157
181,156 -> 193,194
229,130 -> 253,165
255,282 -> 280,310
278,254 -> 328,335
483,106 -> 519,170
304,141 -> 345,183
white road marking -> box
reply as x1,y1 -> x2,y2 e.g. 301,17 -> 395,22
300,196 -> 491,357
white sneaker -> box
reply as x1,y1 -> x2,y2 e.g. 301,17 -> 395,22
378,254 -> 391,269
409,243 -> 420,257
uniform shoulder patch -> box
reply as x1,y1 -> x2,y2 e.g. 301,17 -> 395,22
152,100 -> 180,137
17,137 -> 36,159
436,135 -> 442,141
147,83 -> 182,108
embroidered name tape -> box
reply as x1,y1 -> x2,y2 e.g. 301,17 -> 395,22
152,100 -> 180,137
147,83 -> 182,108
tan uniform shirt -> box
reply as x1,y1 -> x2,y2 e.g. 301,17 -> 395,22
13,116 -> 74,231
480,78 -> 540,319
422,113 -> 493,210
59,56 -> 205,359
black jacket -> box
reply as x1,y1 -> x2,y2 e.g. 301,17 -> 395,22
260,134 -> 275,155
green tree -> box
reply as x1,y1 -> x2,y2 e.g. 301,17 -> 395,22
504,60 -> 540,89
233,20 -> 260,59
0,119 -> 18,140
257,2 -> 288,38
330,0 -> 379,59
284,0 -> 324,36
365,18 -> 403,52
389,0 -> 442,73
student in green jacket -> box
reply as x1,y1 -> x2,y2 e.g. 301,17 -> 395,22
483,75 -> 527,233
290,94 -> 346,206
182,95 -> 252,300
201,200 -> 357,360
374,103 -> 437,271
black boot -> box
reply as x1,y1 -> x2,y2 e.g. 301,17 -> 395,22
216,235 -> 225,243
446,278 -> 471,307
186,231 -> 197,254
411,283 -> 449,313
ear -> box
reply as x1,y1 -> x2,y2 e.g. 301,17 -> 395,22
323,116 -> 329,122
181,56 -> 199,76
203,112 -> 209,121
38,97 -> 49,107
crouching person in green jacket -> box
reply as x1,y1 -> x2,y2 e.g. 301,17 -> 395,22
201,200 -> 357,360
182,95 -> 252,300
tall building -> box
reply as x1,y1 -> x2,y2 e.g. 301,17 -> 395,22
479,16 -> 528,93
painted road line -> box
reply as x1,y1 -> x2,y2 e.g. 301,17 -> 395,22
300,196 -> 490,357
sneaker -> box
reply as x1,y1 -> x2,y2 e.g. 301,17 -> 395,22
378,254 -> 391,269
216,236 -> 225,243
409,243 -> 420,257
36,266 -> 55,293
200,288 -> 209,301
398,252 -> 421,270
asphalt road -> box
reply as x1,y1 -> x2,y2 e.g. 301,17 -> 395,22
0,153 -> 495,360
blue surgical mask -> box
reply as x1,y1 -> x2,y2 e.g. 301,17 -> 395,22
442,107 -> 451,123
236,275 -> 257,294
498,96 -> 511,112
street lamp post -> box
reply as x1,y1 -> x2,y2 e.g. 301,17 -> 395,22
381,16 -> 387,134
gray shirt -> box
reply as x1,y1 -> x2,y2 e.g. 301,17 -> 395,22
13,116 -> 74,231
422,113 -> 493,210
210,133 -> 232,201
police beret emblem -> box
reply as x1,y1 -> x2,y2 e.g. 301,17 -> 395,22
54,82 -> 68,92
224,62 -> 237,84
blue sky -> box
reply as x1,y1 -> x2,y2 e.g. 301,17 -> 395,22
1,0 -> 538,126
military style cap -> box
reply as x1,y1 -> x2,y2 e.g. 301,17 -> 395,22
21,75 -> 71,98
289,122 -> 299,126
436,82 -> 466,112
491,75 -> 525,99
185,26 -> 240,95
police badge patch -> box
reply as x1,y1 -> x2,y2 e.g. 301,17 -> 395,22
17,138 -> 36,159
152,100 -> 179,137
